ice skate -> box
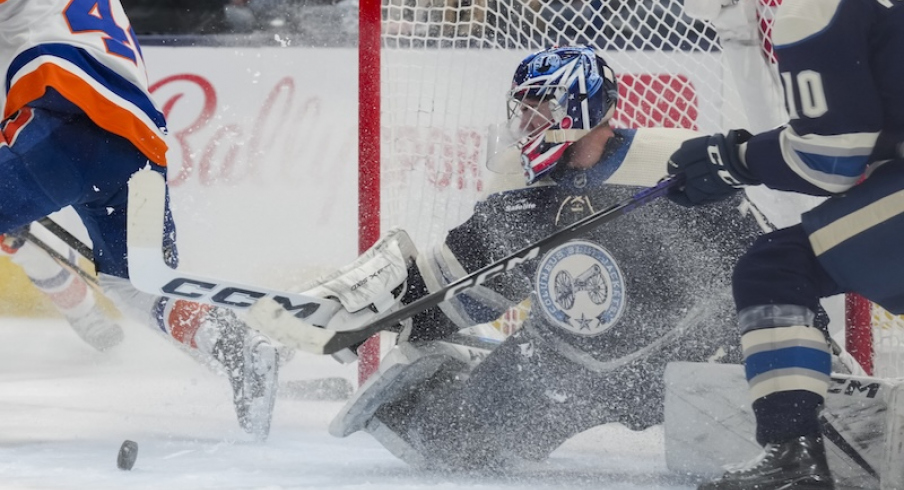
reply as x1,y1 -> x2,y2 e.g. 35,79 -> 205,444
65,305 -> 124,352
209,309 -> 280,441
699,434 -> 834,490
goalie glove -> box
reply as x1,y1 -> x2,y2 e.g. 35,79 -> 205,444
250,229 -> 417,359
248,228 -> 468,360
302,228 -> 415,322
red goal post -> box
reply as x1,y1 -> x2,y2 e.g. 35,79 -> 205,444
355,0 -> 902,383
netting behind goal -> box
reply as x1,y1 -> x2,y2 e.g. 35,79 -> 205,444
357,0 -> 904,381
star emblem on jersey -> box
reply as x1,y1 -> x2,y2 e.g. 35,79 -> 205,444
575,314 -> 594,331
535,240 -> 626,337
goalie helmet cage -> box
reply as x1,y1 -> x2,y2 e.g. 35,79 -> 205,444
356,0 -> 904,383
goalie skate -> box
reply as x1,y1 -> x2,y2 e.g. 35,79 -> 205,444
208,308 -> 280,441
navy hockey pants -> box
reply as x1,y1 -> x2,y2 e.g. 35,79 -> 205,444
734,160 -> 904,315
0,101 -> 173,277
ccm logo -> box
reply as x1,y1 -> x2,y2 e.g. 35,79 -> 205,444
161,278 -> 321,319
443,247 -> 541,300
829,377 -> 881,399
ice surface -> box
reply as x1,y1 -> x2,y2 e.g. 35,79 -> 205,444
0,317 -> 695,490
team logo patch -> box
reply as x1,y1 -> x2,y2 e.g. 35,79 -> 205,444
535,240 -> 626,337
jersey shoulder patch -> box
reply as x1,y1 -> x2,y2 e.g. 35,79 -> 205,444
772,0 -> 842,46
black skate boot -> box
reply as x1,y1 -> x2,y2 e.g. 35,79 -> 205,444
699,434 -> 834,490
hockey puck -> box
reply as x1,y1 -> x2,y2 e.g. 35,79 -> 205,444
117,440 -> 138,470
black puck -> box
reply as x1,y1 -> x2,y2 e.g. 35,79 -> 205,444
117,440 -> 138,470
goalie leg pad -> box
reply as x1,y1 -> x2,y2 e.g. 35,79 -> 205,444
664,361 -> 904,489
337,330 -> 628,471
329,340 -> 471,438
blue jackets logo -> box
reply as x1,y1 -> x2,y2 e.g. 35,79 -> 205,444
535,240 -> 625,336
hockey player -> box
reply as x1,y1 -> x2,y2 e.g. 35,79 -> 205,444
0,0 -> 279,440
321,45 -> 768,470
664,1 -> 904,488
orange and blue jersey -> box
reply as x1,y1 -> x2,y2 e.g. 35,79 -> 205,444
0,0 -> 167,165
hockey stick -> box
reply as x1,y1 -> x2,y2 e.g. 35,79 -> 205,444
22,230 -> 100,287
36,217 -> 94,262
126,169 -> 354,329
819,414 -> 879,479
247,175 -> 685,355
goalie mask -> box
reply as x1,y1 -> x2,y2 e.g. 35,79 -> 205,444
505,46 -> 618,184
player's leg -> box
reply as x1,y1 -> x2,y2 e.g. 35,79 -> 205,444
0,109 -> 82,229
5,98 -> 280,440
333,328 -> 621,471
0,228 -> 123,351
800,160 -> 904,315
701,226 -> 841,490
74,162 -> 281,441
100,273 -> 279,439
707,161 -> 904,490
0,105 -> 133,352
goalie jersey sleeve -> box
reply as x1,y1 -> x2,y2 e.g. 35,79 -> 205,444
0,0 -> 168,165
743,0 -> 904,195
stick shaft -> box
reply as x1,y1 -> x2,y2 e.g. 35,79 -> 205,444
315,175 -> 683,354
36,217 -> 94,262
23,231 -> 100,287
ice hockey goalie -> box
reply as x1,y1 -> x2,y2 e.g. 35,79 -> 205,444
323,45 -> 770,472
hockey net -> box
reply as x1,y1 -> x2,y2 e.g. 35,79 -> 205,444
848,294 -> 904,378
357,0 -> 904,381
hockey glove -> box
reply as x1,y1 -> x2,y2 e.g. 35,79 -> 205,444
666,130 -> 759,207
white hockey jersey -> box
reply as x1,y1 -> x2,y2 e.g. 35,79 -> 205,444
0,0 -> 167,165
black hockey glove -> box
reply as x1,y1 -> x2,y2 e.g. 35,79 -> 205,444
666,130 -> 759,207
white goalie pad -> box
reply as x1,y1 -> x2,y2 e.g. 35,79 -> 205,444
664,362 -> 904,490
